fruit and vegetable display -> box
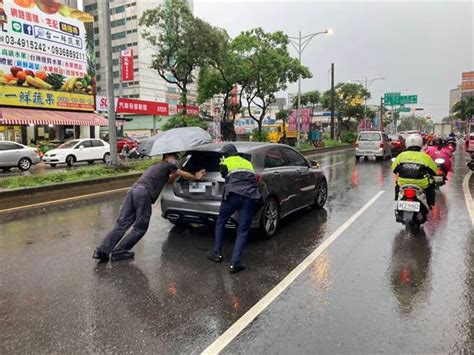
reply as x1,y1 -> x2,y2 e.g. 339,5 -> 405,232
13,0 -> 93,22
0,68 -> 96,95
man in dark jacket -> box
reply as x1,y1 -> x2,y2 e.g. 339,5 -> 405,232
208,144 -> 262,273
93,153 -> 206,262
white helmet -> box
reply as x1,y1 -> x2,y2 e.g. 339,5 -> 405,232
405,133 -> 423,149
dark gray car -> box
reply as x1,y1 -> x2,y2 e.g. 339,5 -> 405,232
160,142 -> 328,238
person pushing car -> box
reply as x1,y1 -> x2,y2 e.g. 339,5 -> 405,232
93,153 -> 206,262
207,144 -> 262,273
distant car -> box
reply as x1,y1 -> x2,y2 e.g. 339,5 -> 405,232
43,139 -> 110,167
117,137 -> 139,152
161,142 -> 328,238
0,141 -> 41,171
355,131 -> 392,161
388,134 -> 406,156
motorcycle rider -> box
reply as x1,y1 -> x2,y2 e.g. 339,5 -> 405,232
392,133 -> 438,208
424,137 -> 452,172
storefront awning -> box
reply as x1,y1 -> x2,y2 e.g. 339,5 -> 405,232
0,107 -> 109,126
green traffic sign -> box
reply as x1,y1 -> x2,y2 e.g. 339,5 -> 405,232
384,92 -> 401,106
397,107 -> 411,113
399,95 -> 418,104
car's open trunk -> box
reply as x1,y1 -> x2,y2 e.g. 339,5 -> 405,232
173,151 -> 225,201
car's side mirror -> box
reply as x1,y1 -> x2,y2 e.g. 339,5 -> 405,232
309,159 -> 320,168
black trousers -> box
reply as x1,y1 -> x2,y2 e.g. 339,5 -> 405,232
99,186 -> 152,254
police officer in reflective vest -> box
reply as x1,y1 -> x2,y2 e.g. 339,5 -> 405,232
208,144 -> 262,273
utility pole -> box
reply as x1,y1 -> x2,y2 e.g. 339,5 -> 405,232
330,63 -> 335,139
380,96 -> 384,131
102,0 -> 118,167
297,31 -> 302,146
289,28 -> 331,146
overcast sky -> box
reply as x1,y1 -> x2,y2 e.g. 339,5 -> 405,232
194,0 -> 473,121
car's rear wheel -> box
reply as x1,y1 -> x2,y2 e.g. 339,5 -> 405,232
66,155 -> 75,167
376,155 -> 384,161
103,153 -> 111,164
313,178 -> 328,209
18,158 -> 31,171
259,198 -> 279,239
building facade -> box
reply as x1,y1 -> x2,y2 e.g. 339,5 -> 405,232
83,0 -> 197,137
449,85 -> 461,115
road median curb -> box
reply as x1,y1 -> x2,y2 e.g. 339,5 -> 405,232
0,145 -> 353,214
0,172 -> 141,214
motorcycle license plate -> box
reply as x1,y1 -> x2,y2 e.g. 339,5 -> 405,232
397,201 -> 420,212
434,176 -> 444,183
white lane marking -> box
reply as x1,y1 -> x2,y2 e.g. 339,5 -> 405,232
321,161 -> 344,169
201,190 -> 385,355
462,171 -> 474,226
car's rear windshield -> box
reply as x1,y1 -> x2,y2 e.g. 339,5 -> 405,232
358,132 -> 381,141
180,151 -> 252,173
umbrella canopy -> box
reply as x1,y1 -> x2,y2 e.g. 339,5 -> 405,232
138,127 -> 212,156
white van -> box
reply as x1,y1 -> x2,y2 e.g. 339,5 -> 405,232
355,131 -> 392,161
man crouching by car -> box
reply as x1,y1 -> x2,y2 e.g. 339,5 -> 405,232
93,153 -> 206,263
207,144 -> 262,273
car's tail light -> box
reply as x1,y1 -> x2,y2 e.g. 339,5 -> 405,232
255,174 -> 262,185
355,141 -> 359,148
404,188 -> 416,200
380,142 -> 384,148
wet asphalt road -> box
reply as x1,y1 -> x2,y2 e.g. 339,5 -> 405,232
0,148 -> 473,354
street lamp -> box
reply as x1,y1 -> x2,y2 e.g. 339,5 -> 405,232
289,28 -> 332,146
352,77 -> 386,118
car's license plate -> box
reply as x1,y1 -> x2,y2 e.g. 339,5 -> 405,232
397,201 -> 420,212
434,176 -> 444,182
189,182 -> 212,193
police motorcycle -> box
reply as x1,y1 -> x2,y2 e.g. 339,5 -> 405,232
395,184 -> 430,232
393,157 -> 432,232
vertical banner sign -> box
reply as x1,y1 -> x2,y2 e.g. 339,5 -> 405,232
0,0 -> 96,111
121,49 -> 133,82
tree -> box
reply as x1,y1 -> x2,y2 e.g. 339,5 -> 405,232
197,34 -> 248,140
452,96 -> 474,121
292,90 -> 321,117
321,82 -> 370,133
235,28 -> 311,134
162,114 -> 209,131
276,109 -> 290,143
397,115 -> 429,132
140,0 -> 226,114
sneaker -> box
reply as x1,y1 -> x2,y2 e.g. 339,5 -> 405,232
92,248 -> 109,263
207,252 -> 223,263
111,250 -> 135,262
229,264 -> 246,274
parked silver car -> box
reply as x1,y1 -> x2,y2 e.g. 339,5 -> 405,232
355,131 -> 392,161
0,141 -> 41,171
161,142 -> 328,238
